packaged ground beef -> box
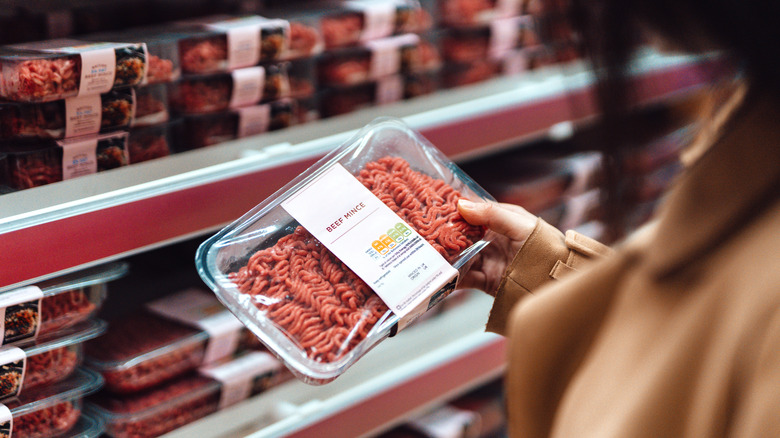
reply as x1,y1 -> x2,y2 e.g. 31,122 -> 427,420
131,83 -> 169,127
169,64 -> 290,114
196,117 -> 494,384
0,40 -> 147,103
84,30 -> 182,85
0,367 -> 104,438
0,319 -> 106,400
0,131 -> 129,190
0,89 -> 134,140
87,351 -> 289,438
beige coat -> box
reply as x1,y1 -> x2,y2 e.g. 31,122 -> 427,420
487,91 -> 780,437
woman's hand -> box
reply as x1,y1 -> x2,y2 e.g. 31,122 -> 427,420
457,199 -> 538,296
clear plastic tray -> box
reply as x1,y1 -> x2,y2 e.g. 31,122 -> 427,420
178,100 -> 295,150
84,30 -> 182,84
0,131 -> 130,190
3,367 -> 104,438
0,89 -> 134,140
87,353 -> 289,438
128,120 -> 181,164
196,117 -> 494,384
169,64 -> 290,114
131,83 -> 169,127
0,319 -> 107,400
84,311 -> 209,394
0,41 -> 147,102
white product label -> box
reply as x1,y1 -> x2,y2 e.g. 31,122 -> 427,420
348,1 -> 396,41
64,95 -> 102,138
281,164 -> 459,331
146,289 -> 244,365
199,351 -> 281,409
366,34 -> 418,79
230,67 -> 265,108
78,48 -> 117,96
375,75 -> 403,104
409,406 -> 481,438
503,49 -> 529,75
237,105 -> 271,137
58,137 -> 98,180
225,25 -> 262,69
0,286 -> 43,346
0,347 -> 26,399
489,18 -> 521,60
0,404 -> 11,438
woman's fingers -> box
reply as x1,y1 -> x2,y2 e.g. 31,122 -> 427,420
458,199 -> 537,242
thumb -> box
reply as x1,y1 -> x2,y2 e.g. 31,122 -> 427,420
458,199 -> 537,242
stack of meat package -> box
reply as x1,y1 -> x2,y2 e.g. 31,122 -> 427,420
0,263 -> 127,438
0,39 -> 148,191
83,288 -> 290,438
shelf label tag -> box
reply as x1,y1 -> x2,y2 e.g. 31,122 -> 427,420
230,67 -> 265,108
0,286 -> 44,346
281,164 -> 458,331
199,351 -> 282,409
146,289 -> 244,365
0,404 -> 11,438
0,347 -> 27,399
64,95 -> 103,138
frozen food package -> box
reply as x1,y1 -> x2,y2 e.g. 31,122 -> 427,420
0,367 -> 103,438
85,289 -> 248,394
0,89 -> 134,140
131,83 -> 169,127
128,120 -> 181,164
0,319 -> 107,400
438,0 -> 521,27
0,131 -> 130,190
169,64 -> 290,114
320,76 -> 405,117
88,351 -> 288,438
320,0 -> 430,48
178,100 -> 295,150
196,117 -> 494,384
0,40 -> 147,102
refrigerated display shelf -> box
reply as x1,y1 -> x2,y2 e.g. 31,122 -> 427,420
0,51 -> 715,290
163,291 -> 504,438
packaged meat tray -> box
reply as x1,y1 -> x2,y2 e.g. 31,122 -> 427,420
320,75 -> 405,117
131,83 -> 169,127
178,15 -> 290,69
286,58 -> 317,99
84,30 -> 182,84
0,367 -> 103,438
83,311 -> 209,394
318,34 -> 438,86
169,64 -> 290,114
319,0 -> 431,48
196,117 -> 494,384
258,10 -> 324,60
128,120 -> 181,164
0,89 -> 134,140
33,262 -> 128,337
0,131 -> 129,190
441,16 -> 540,63
0,319 -> 106,400
438,0 -> 522,27
178,100 -> 295,150
85,289 -> 251,394
0,40 -> 147,102
87,351 -> 288,438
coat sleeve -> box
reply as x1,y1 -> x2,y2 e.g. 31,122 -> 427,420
485,218 -> 612,335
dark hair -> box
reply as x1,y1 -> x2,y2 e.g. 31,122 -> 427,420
559,0 -> 780,240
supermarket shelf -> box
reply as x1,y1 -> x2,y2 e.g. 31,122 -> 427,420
0,51 -> 715,290
164,292 -> 505,438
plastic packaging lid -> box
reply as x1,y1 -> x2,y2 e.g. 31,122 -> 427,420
6,367 -> 104,416
23,319 -> 107,358
68,410 -> 105,438
35,262 -> 129,298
